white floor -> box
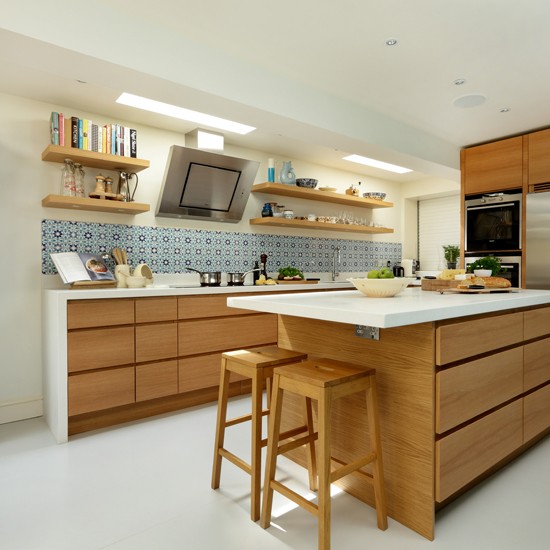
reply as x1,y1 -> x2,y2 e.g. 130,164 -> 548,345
1,395 -> 549,550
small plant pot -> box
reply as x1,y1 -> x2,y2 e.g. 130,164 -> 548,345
474,269 -> 492,277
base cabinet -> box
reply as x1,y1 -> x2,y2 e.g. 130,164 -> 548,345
65,294 -> 277,435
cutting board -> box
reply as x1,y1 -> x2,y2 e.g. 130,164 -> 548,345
421,278 -> 459,291
439,287 -> 517,294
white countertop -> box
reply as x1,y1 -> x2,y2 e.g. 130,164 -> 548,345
227,287 -> 550,328
42,280 -> 353,300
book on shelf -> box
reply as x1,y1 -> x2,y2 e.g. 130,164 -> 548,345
129,129 -> 137,158
70,116 -> 79,148
50,112 -> 59,145
59,113 -> 65,146
51,252 -> 115,286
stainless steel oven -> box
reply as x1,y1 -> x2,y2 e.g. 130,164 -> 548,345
465,192 -> 522,253
464,254 -> 521,288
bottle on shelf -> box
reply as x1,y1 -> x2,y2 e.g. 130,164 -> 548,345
74,163 -> 85,198
60,158 -> 76,196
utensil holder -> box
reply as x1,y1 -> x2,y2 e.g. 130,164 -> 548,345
114,264 -> 131,288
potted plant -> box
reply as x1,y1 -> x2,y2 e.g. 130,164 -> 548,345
466,256 -> 503,276
442,245 -> 460,269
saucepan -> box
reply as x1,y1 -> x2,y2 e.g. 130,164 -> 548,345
186,267 -> 222,286
226,268 -> 260,286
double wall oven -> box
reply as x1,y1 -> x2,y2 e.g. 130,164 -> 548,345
464,191 -> 522,288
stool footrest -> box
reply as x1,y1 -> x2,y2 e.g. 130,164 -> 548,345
330,452 -> 377,483
270,480 -> 319,516
218,448 -> 252,475
278,430 -> 318,455
225,409 -> 269,428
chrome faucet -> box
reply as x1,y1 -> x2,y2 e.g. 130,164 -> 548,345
332,246 -> 341,281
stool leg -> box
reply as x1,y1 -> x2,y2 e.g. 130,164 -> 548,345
211,358 -> 231,490
317,390 -> 332,550
365,377 -> 388,530
302,397 -> 318,492
250,369 -> 263,521
260,373 -> 283,529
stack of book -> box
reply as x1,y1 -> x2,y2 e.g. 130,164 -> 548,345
50,112 -> 137,158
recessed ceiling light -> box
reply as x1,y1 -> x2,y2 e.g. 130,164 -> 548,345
385,38 -> 398,46
453,78 -> 466,86
343,154 -> 412,174
452,94 -> 486,108
116,92 -> 256,135
499,107 -> 511,113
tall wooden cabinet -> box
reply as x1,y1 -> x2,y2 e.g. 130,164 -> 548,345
527,128 -> 550,185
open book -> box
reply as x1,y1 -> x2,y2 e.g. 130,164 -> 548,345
51,252 -> 115,286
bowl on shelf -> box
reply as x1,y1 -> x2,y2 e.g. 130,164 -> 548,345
347,277 -> 414,297
296,178 -> 318,188
363,192 -> 387,201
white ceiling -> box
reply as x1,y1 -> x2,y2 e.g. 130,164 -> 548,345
2,0 -> 550,184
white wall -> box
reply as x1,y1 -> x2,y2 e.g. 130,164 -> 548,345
0,92 -> 418,424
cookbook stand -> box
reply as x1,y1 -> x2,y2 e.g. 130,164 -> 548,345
70,280 -> 117,289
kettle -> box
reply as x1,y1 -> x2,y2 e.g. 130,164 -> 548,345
393,263 -> 405,277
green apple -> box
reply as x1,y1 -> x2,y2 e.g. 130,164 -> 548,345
367,269 -> 380,279
381,271 -> 395,278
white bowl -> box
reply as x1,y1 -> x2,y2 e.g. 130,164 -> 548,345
473,269 -> 492,277
347,277 -> 415,297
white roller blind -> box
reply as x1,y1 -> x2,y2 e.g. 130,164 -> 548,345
418,195 -> 460,271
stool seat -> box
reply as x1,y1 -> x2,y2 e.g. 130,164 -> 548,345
261,357 -> 388,550
211,345 -> 307,521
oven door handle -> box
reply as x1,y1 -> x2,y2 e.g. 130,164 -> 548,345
466,202 -> 517,210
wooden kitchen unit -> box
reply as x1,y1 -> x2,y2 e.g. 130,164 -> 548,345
228,290 -> 550,540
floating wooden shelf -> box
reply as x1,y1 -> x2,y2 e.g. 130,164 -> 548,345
250,217 -> 394,234
41,144 -> 150,173
42,194 -> 150,214
251,182 -> 393,208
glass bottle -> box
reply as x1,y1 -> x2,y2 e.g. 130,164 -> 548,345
74,163 -> 85,198
60,159 -> 76,196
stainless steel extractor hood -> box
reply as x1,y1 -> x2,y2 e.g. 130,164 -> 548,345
156,145 -> 259,223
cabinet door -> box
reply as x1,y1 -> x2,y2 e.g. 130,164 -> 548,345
436,347 -> 523,433
462,136 -> 523,195
136,360 -> 178,402
435,400 -> 523,502
524,306 -> 550,340
528,129 -> 550,185
524,338 -> 550,391
524,384 -> 550,442
178,353 -> 247,393
178,314 -> 277,356
68,326 -> 134,373
68,367 -> 135,416
135,323 -> 178,363
178,294 -> 259,319
68,299 -> 134,329
135,297 -> 177,323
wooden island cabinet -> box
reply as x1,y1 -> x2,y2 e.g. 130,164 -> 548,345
227,290 -> 550,540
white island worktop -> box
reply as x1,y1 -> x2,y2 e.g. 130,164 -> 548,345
227,287 -> 550,327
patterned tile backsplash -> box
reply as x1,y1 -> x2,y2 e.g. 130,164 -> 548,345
42,219 -> 402,275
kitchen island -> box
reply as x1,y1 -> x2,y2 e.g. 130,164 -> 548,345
227,288 -> 550,539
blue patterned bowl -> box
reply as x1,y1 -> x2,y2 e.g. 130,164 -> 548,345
296,178 -> 318,188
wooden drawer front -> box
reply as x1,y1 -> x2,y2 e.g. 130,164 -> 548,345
436,347 -> 523,433
67,299 -> 134,329
135,297 -> 177,323
178,294 -> 258,319
436,312 -> 523,365
524,338 -> 550,391
136,360 -> 178,402
135,323 -> 177,363
68,326 -> 134,373
527,129 -> 550,185
524,307 -> 550,340
68,367 -> 135,416
178,314 -> 277,356
178,353 -> 247,393
435,400 -> 523,502
524,384 -> 550,442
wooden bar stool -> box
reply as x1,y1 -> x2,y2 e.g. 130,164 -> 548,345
211,345 -> 308,521
261,357 -> 388,550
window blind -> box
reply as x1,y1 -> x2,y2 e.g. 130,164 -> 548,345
418,195 -> 460,271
